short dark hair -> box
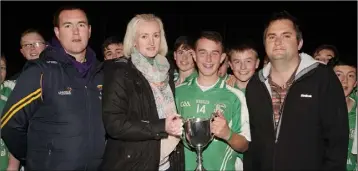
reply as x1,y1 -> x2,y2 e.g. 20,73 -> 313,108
20,28 -> 44,45
53,5 -> 89,27
1,53 -> 6,65
333,59 -> 357,69
263,10 -> 302,43
195,31 -> 224,51
227,43 -> 259,61
314,44 -> 340,66
174,36 -> 195,51
313,44 -> 339,58
102,36 -> 123,54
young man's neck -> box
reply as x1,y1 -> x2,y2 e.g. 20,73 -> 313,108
179,68 -> 195,82
197,72 -> 220,87
270,54 -> 300,85
236,80 -> 248,89
346,96 -> 355,112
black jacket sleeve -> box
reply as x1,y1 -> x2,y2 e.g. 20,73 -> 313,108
320,67 -> 349,171
1,64 -> 43,161
102,61 -> 167,141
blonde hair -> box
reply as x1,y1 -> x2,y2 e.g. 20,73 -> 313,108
123,14 -> 168,58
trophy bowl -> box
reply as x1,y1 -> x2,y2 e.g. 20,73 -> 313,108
183,117 -> 214,171
184,117 -> 213,148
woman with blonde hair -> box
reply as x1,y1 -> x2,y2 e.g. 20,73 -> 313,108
100,14 -> 184,171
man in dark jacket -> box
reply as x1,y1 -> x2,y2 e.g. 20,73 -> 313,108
0,6 -> 105,171
243,11 -> 349,171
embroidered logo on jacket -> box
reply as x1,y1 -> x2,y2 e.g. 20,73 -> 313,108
58,87 -> 72,96
97,85 -> 103,100
300,94 -> 312,98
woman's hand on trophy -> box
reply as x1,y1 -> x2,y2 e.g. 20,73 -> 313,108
210,112 -> 231,141
165,114 -> 183,136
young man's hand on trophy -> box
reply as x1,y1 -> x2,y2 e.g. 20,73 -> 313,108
211,111 -> 249,152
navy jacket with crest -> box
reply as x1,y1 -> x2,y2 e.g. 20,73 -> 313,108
0,43 -> 105,171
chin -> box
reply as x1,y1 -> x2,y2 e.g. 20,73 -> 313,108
238,77 -> 250,82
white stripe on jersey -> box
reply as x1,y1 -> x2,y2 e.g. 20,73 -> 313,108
226,85 -> 251,142
220,146 -> 233,171
3,80 -> 15,89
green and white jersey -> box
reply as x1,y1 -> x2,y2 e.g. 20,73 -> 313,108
0,80 -> 15,171
347,96 -> 357,171
175,76 -> 251,171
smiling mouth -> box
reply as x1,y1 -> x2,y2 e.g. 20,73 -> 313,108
203,64 -> 214,68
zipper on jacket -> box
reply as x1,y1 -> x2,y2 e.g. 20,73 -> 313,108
85,85 -> 91,161
261,82 -> 277,170
266,81 -> 297,171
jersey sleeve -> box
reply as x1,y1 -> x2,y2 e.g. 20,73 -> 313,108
231,90 -> 251,142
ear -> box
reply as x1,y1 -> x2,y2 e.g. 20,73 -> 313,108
174,51 -> 177,61
255,58 -> 260,69
354,81 -> 357,88
20,48 -> 25,57
192,51 -> 198,62
54,27 -> 60,39
228,60 -> 233,70
220,53 -> 227,64
298,39 -> 303,51
88,25 -> 92,38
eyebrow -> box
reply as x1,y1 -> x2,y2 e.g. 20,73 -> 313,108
62,21 -> 88,26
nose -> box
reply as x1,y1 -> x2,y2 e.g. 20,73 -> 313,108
206,54 -> 212,63
274,37 -> 283,45
149,36 -> 154,46
240,62 -> 247,70
342,75 -> 348,84
72,26 -> 79,35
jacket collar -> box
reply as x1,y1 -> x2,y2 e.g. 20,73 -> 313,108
259,52 -> 320,82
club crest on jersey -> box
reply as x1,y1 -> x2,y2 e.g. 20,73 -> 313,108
214,103 -> 226,113
58,87 -> 72,96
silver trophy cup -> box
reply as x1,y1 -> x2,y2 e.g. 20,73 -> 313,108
183,116 -> 214,171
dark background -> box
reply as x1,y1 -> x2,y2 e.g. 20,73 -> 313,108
1,1 -> 357,78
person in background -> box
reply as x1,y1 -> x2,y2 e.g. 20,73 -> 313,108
10,29 -> 47,81
333,60 -> 357,170
102,36 -> 124,60
173,36 -> 197,86
226,43 -> 260,93
313,44 -> 339,65
100,13 -> 184,171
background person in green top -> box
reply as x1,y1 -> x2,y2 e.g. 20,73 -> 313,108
225,43 -> 260,93
0,54 -> 16,171
173,36 -> 198,86
176,31 -> 250,171
333,60 -> 357,171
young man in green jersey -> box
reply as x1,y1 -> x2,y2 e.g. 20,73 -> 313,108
175,31 -> 250,171
225,43 -> 260,93
173,36 -> 198,86
333,60 -> 357,171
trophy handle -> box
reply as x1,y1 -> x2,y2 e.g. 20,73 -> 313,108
209,112 -> 219,141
